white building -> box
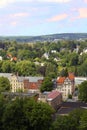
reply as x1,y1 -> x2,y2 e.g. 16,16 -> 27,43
56,73 -> 75,100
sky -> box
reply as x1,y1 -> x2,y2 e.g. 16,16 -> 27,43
0,0 -> 87,36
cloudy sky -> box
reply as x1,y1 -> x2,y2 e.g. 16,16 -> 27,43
0,0 -> 87,36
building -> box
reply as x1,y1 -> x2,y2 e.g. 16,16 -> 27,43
46,90 -> 62,110
0,73 -> 12,81
24,77 -> 44,93
10,74 -> 24,92
0,56 -> 3,61
75,77 -> 87,85
56,73 -> 75,100
2,92 -> 39,101
0,73 -> 43,93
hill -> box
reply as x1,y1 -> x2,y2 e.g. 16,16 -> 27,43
0,33 -> 87,43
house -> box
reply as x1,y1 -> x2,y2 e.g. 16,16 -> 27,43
0,56 -> 3,61
56,73 -> 75,100
24,77 -> 44,93
10,74 -> 24,92
80,48 -> 87,55
42,52 -> 49,59
51,50 -> 57,53
46,90 -> 62,110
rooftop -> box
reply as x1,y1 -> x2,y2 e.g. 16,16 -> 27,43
57,102 -> 87,115
57,73 -> 75,84
47,90 -> 61,101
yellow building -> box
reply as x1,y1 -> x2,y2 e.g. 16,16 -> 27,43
10,74 -> 24,92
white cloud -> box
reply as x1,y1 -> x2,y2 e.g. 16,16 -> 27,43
37,0 -> 71,3
11,21 -> 18,26
47,13 -> 68,22
0,0 -> 71,8
0,0 -> 15,8
10,13 -> 29,18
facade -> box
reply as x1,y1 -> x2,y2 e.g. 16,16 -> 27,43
39,90 -> 62,110
10,74 -> 44,93
56,73 -> 75,100
46,90 -> 62,110
24,77 -> 44,93
10,74 -> 24,92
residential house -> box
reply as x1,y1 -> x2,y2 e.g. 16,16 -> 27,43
0,56 -> 3,61
42,52 -> 49,59
56,73 -> 75,100
80,48 -> 87,55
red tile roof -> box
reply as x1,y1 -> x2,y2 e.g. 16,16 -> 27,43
47,90 -> 61,100
57,73 -> 75,84
13,57 -> 17,61
7,54 -> 12,58
57,77 -> 66,84
29,83 -> 38,89
68,73 -> 75,80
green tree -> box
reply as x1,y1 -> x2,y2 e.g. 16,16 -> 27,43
60,68 -> 68,77
78,81 -> 87,102
51,115 -> 76,130
78,59 -> 87,76
1,61 -> 15,73
45,62 -> 57,78
0,77 -> 10,93
69,108 -> 85,130
69,53 -> 79,66
15,60 -> 36,76
2,98 -> 28,130
0,94 -> 7,130
40,77 -> 53,92
24,99 -> 54,130
79,110 -> 87,130
2,98 -> 54,130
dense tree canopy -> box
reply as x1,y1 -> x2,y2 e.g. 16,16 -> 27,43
0,77 -> 10,93
40,77 -> 53,92
78,81 -> 87,102
0,94 -> 87,130
0,39 -> 87,76
79,110 -> 87,130
1,97 -> 54,130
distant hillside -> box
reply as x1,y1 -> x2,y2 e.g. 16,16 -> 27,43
0,33 -> 87,43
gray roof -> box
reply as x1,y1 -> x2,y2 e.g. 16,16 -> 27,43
25,76 -> 44,82
2,92 -> 39,97
0,73 -> 44,82
17,76 -> 25,82
17,76 -> 44,82
0,73 -> 12,80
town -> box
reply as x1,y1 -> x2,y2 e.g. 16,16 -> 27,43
0,38 -> 87,129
